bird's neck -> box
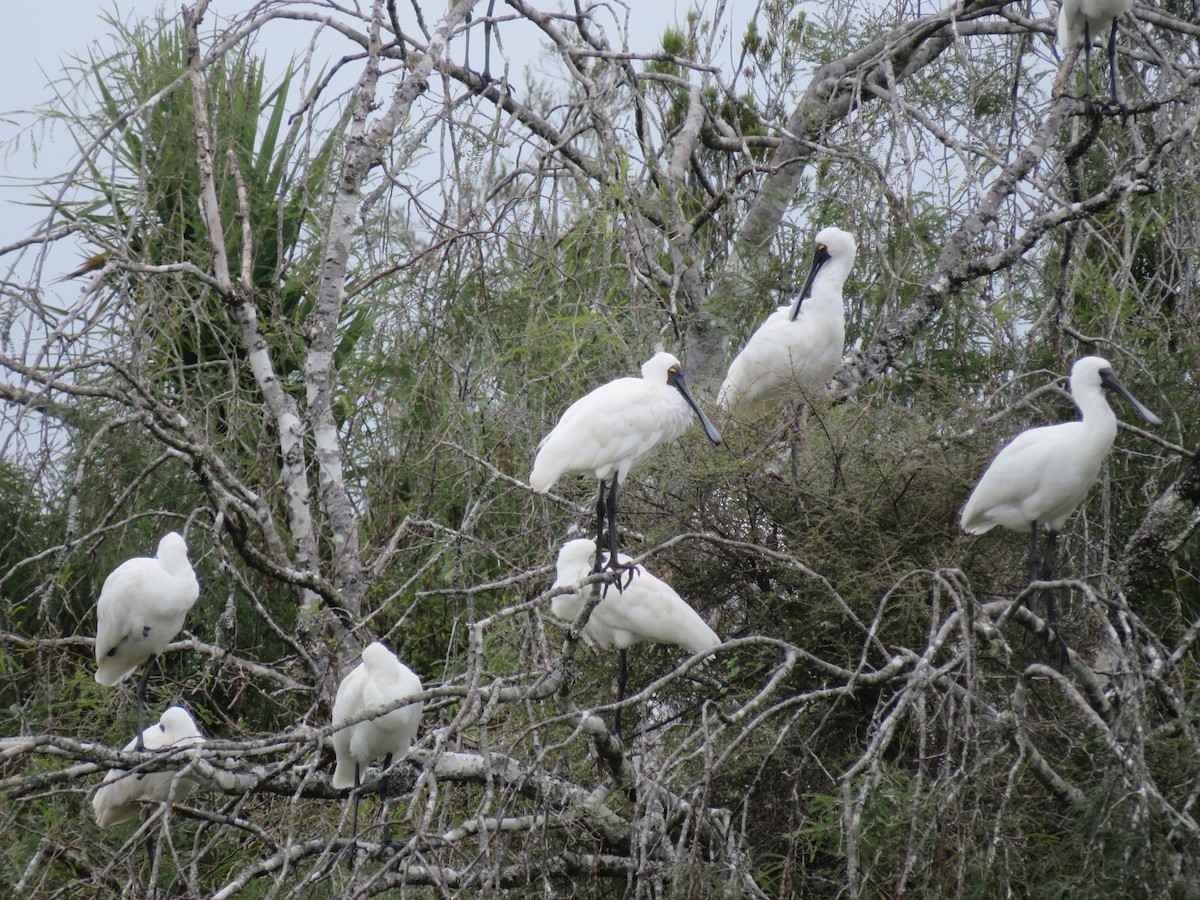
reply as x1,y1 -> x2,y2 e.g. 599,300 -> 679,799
159,556 -> 192,577
550,585 -> 585,621
801,280 -> 844,318
1076,390 -> 1118,443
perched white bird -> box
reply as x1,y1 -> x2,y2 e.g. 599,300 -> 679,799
331,641 -> 423,790
717,227 -> 857,419
1057,0 -> 1134,107
550,538 -> 720,735
92,705 -> 205,828
530,353 -> 723,571
332,641 -> 423,848
961,356 -> 1160,653
94,532 -> 200,747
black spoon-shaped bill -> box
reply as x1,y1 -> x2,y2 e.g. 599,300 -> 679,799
1099,370 -> 1161,426
668,367 -> 723,445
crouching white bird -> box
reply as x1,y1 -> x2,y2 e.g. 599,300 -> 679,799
550,538 -> 720,736
92,705 -> 205,828
94,532 -> 200,749
530,353 -> 723,575
1057,0 -> 1134,108
717,227 -> 857,419
961,356 -> 1160,656
332,641 -> 423,846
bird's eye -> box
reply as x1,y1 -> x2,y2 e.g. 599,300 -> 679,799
668,367 -> 678,375
816,243 -> 827,252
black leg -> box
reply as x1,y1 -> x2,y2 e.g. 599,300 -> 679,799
481,0 -> 496,84
1027,521 -> 1041,619
594,479 -> 607,571
143,827 -> 156,888
602,477 -> 637,590
379,753 -> 395,848
612,647 -> 628,738
1107,20 -> 1122,109
1084,20 -> 1093,99
1039,527 -> 1057,627
1040,530 -> 1070,664
134,655 -> 156,751
350,761 -> 361,861
606,476 -> 620,566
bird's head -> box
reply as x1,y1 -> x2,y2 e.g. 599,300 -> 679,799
644,355 -> 723,446
556,538 -> 598,578
792,226 -> 858,320
1071,356 -> 1161,425
159,706 -> 204,743
362,641 -> 398,672
157,531 -> 190,561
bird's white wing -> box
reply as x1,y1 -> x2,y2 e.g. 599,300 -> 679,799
719,309 -> 791,408
94,560 -> 151,662
331,662 -> 369,788
594,570 -> 718,653
534,378 -> 676,483
961,424 -> 1063,532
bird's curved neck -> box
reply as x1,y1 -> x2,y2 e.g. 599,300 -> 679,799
808,260 -> 851,307
159,555 -> 192,577
1075,385 -> 1118,438
794,278 -> 844,323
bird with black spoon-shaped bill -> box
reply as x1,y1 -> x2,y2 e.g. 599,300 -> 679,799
961,356 -> 1160,658
717,227 -> 857,419
530,352 -> 723,576
94,532 -> 200,750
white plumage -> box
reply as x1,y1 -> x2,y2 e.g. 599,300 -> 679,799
1056,0 -> 1131,55
92,706 -> 205,828
531,352 -> 722,492
94,531 -> 200,687
717,227 -> 857,418
1056,0 -> 1133,106
961,356 -> 1160,536
550,538 -> 720,654
961,356 -> 1158,659
331,641 -> 423,790
530,352 -> 722,569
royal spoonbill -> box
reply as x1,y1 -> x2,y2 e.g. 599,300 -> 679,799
331,641 -> 423,846
550,538 -> 720,736
717,227 -> 857,418
530,353 -> 723,574
961,356 -> 1160,655
94,532 -> 200,749
92,705 -> 205,828
1057,0 -> 1134,107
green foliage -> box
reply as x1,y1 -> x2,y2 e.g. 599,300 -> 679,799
3,0 -> 1200,895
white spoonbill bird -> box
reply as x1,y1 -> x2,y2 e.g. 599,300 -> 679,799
1057,0 -> 1134,107
530,353 -> 723,573
94,531 -> 200,749
92,705 -> 205,828
331,641 -> 423,846
717,227 -> 857,418
961,356 -> 1160,655
550,538 -> 720,736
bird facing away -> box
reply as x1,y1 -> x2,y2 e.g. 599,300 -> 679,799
94,532 -> 200,748
961,356 -> 1160,654
92,705 -> 205,828
1057,0 -> 1134,107
717,227 -> 857,418
331,641 -> 424,790
530,353 -> 723,573
332,641 -> 424,850
551,538 -> 720,736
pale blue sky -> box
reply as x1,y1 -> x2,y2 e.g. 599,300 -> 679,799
0,1 -> 749,277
